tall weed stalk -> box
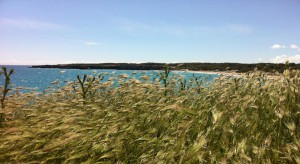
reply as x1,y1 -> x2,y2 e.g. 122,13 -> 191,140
0,67 -> 14,125
1,66 -> 14,109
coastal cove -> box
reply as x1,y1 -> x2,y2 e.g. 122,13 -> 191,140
0,65 -> 219,92
1,0 -> 300,162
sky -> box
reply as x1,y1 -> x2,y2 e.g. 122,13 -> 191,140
0,0 -> 300,65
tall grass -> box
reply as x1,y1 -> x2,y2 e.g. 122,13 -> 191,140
0,69 -> 300,163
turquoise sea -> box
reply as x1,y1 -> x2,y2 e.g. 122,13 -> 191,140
0,65 -> 219,92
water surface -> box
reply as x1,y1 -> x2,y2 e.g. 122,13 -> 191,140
0,65 -> 219,92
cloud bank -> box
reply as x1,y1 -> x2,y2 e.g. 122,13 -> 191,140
270,55 -> 300,63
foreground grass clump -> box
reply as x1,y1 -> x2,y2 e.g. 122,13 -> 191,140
0,70 -> 300,163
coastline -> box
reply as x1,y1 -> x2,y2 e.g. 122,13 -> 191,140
30,62 -> 300,74
174,70 -> 242,77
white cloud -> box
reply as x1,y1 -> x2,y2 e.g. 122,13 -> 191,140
85,42 -> 100,45
270,54 -> 300,63
290,44 -> 299,49
270,43 -> 300,50
271,44 -> 286,49
0,18 -> 67,30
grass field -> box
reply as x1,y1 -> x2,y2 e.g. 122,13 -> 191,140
0,69 -> 300,163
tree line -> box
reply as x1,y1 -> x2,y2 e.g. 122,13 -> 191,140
31,62 -> 300,73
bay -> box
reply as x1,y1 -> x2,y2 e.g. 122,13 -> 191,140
0,65 -> 219,92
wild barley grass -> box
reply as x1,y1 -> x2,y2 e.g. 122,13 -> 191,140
0,70 -> 300,163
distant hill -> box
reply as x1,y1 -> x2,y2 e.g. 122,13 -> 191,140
31,62 -> 300,73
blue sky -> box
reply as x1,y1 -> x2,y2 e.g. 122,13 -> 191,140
0,0 -> 299,65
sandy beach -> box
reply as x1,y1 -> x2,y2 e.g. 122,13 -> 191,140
174,70 -> 243,77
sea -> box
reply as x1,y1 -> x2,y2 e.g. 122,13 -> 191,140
0,65 -> 219,92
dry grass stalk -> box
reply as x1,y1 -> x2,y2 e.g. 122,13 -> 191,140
0,69 -> 300,163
